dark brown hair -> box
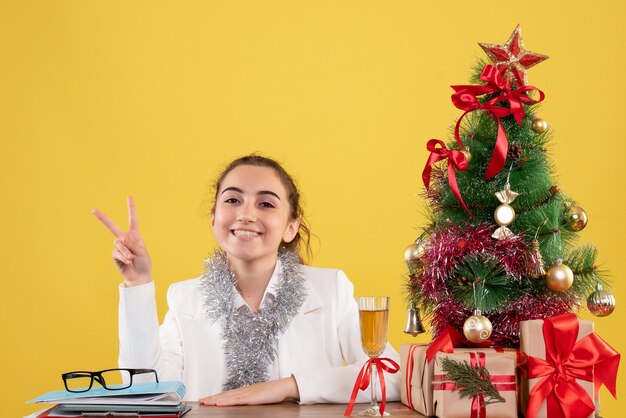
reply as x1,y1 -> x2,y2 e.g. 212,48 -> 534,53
212,154 -> 312,262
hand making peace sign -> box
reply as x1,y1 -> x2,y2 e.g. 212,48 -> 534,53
92,196 -> 153,287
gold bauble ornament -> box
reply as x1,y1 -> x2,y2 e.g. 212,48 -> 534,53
587,283 -> 616,317
463,311 -> 493,343
404,240 -> 427,262
532,118 -> 548,133
565,206 -> 588,232
461,149 -> 472,164
545,261 -> 574,292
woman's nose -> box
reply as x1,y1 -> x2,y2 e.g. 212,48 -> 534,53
236,204 -> 256,222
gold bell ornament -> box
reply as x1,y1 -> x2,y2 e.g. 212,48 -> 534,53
531,240 -> 546,279
403,302 -> 426,337
587,283 -> 616,317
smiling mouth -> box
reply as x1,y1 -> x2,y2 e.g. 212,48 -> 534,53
232,230 -> 261,237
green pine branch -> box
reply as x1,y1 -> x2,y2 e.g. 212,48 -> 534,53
451,254 -> 521,312
565,244 -> 609,297
440,357 -> 505,405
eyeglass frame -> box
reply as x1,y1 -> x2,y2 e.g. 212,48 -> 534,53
62,368 -> 159,393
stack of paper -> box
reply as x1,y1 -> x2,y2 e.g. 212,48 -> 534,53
27,381 -> 190,417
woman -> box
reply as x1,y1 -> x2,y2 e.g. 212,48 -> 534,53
92,155 -> 400,405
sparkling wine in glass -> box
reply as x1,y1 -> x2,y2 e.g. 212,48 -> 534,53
358,296 -> 390,416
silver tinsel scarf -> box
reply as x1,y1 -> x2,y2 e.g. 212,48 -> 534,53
200,249 -> 306,390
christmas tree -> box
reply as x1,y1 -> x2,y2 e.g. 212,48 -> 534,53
404,25 -> 616,347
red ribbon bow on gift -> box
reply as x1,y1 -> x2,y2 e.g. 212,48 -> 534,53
451,65 -> 545,179
422,139 -> 472,216
344,357 -> 400,416
525,313 -> 620,418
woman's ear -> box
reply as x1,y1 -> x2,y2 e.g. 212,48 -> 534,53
283,218 -> 301,243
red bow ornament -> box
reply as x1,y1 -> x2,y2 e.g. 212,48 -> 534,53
525,314 -> 620,418
422,139 -> 472,216
451,65 -> 545,179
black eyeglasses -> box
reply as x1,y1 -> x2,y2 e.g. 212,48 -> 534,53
62,368 -> 159,393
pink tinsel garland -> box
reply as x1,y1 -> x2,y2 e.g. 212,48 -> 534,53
413,222 -> 573,346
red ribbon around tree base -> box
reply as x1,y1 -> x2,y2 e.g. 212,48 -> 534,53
422,139 -> 472,216
450,65 -> 545,179
525,313 -> 620,418
344,357 -> 400,416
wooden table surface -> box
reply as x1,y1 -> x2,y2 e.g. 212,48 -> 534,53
184,402 -> 423,417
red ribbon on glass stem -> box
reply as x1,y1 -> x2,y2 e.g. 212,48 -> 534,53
422,139 -> 472,217
525,313 -> 620,418
344,357 -> 400,416
451,65 -> 545,179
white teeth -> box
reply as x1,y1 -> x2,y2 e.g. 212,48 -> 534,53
233,230 -> 260,237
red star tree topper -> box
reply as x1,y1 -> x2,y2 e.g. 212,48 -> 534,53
479,25 -> 549,87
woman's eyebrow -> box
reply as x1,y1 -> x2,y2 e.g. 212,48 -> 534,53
258,191 -> 281,200
221,187 -> 281,200
221,186 -> 243,195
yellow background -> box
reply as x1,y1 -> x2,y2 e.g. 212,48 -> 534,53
2,1 -> 625,416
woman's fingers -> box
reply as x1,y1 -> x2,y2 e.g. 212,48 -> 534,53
198,396 -> 217,406
199,394 -> 239,406
199,378 -> 297,406
120,233 -> 148,257
112,248 -> 131,265
92,208 -> 123,237
114,239 -> 134,261
127,196 -> 139,231
92,196 -> 140,236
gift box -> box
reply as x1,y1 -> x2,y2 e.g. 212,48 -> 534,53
432,350 -> 517,418
400,343 -> 518,417
400,344 -> 433,416
520,316 -> 593,418
519,314 -> 620,418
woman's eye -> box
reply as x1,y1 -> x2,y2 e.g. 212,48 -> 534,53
259,202 -> 276,208
224,198 -> 240,204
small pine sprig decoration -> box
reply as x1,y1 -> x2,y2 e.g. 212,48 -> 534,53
451,254 -> 521,312
440,357 -> 505,405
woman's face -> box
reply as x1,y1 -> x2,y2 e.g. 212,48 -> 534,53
212,165 -> 300,265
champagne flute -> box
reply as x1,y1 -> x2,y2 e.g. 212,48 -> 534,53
358,296 -> 390,417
